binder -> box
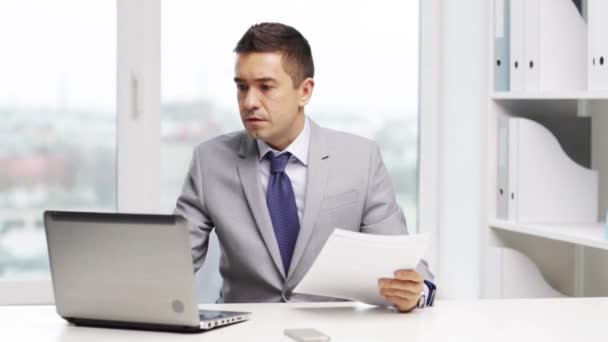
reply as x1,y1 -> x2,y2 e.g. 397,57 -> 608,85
494,0 -> 510,91
507,118 -> 598,223
523,0 -> 540,91
509,0 -> 525,91
507,119 -> 519,220
498,247 -> 566,298
496,115 -> 510,219
524,0 -> 586,91
588,0 -> 608,90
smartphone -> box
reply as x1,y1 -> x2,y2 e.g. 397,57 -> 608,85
284,328 -> 331,341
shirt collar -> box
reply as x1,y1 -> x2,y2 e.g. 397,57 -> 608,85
257,116 -> 310,166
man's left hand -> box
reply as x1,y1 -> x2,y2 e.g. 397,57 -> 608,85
378,269 -> 424,312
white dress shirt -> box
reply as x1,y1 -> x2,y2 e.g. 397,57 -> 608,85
257,117 -> 310,224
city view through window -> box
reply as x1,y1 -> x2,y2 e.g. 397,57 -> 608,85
0,1 -> 116,278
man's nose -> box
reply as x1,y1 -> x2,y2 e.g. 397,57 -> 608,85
243,89 -> 260,110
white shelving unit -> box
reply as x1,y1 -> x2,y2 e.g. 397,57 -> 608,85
493,91 -> 608,100
485,0 -> 608,299
490,220 -> 607,250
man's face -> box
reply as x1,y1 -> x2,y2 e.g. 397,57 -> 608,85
234,52 -> 313,150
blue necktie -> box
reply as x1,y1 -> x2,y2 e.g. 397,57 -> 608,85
266,152 -> 300,274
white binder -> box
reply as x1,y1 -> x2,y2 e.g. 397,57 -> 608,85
523,0 -> 540,91
497,116 -> 510,219
509,0 -> 525,91
494,0 -> 510,91
588,0 -> 608,90
508,119 -> 519,220
508,118 -> 598,223
528,0 -> 586,91
488,247 -> 566,298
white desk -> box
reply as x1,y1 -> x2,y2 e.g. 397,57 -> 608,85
1,298 -> 605,341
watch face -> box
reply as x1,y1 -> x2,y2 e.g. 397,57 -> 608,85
418,292 -> 427,308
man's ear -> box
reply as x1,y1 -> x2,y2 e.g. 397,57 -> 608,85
298,77 -> 315,107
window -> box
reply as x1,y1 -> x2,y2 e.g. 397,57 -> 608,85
0,1 -> 116,279
0,0 -> 439,304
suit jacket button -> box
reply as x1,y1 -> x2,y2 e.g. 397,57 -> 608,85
282,292 -> 292,302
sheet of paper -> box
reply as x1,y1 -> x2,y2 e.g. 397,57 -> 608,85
294,229 -> 430,306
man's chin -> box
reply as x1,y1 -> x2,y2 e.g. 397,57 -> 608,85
245,129 -> 267,140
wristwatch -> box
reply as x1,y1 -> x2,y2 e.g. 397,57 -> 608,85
424,280 -> 436,307
417,291 -> 427,309
417,280 -> 437,308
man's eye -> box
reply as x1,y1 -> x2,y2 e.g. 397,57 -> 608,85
236,84 -> 248,91
261,85 -> 273,91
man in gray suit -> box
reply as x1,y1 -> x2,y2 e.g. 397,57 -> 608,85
175,22 -> 435,312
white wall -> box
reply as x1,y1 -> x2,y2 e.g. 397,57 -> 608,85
437,0 -> 489,299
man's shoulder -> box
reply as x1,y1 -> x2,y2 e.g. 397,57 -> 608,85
319,125 -> 378,152
193,130 -> 246,157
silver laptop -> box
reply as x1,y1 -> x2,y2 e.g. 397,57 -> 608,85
44,210 -> 251,333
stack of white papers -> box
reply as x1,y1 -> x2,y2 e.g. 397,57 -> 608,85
294,229 -> 430,306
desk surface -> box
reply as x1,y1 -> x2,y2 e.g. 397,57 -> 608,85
1,297 -> 605,341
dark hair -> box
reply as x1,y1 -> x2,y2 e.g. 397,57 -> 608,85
234,22 -> 314,87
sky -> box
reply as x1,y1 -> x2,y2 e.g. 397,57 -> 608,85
0,0 -> 116,111
0,0 -> 419,118
162,0 -> 420,116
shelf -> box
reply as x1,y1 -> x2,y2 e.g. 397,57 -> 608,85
489,219 -> 608,250
492,91 -> 608,100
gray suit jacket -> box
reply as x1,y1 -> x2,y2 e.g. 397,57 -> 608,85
175,119 -> 433,303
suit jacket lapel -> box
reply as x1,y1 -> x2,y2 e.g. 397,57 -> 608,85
237,134 -> 286,280
287,120 -> 329,282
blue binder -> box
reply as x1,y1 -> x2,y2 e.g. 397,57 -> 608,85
494,0 -> 510,91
